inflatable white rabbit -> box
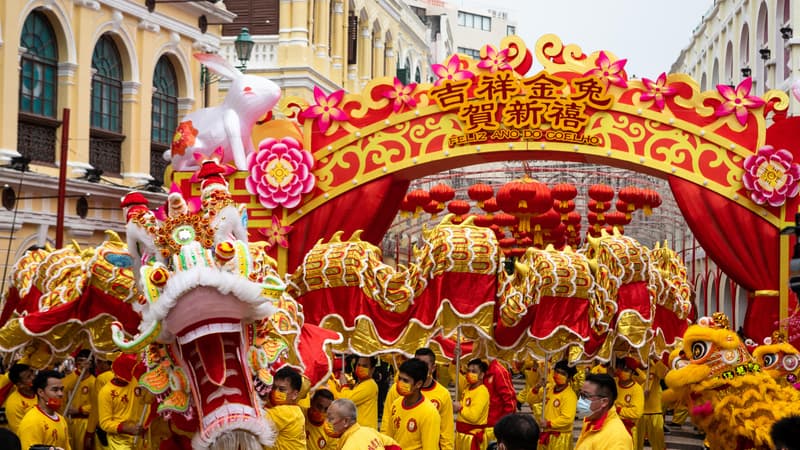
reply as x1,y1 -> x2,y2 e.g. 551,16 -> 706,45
166,52 -> 282,171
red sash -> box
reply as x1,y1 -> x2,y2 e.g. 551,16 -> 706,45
456,421 -> 488,450
621,418 -> 635,436
538,430 -> 562,445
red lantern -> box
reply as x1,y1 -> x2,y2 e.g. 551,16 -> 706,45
642,189 -> 662,216
407,189 -> 431,217
473,215 -> 494,227
565,211 -> 581,232
551,183 -> 578,208
489,224 -> 505,239
618,186 -> 640,211
399,196 -> 415,218
468,183 -> 494,208
482,197 -> 500,213
605,211 -> 628,233
518,236 -> 534,247
422,199 -> 440,216
447,199 -> 471,216
498,237 -> 517,248
493,212 -> 518,228
430,183 -> 455,211
588,183 -> 615,219
553,198 -> 575,220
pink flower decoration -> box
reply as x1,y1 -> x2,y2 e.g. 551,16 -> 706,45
640,73 -> 677,110
382,78 -> 418,112
477,45 -> 512,73
714,78 -> 765,125
259,217 -> 292,249
742,145 -> 800,207
431,54 -> 475,86
246,137 -> 315,209
584,51 -> 628,88
299,86 -> 348,134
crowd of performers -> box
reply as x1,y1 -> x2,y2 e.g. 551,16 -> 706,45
0,344 -> 797,450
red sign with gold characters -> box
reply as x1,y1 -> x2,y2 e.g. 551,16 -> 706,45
430,70 -> 611,147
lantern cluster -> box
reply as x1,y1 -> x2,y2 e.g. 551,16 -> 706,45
399,180 -> 662,256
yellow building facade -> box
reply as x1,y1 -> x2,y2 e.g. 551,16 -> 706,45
0,0 -> 432,277
218,0 -> 432,98
0,0 -> 232,266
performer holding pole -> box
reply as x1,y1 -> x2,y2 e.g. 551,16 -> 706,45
62,349 -> 95,450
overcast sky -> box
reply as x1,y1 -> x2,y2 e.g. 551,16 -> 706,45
457,0 -> 715,78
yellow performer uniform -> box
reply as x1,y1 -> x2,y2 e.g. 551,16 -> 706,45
535,384 -> 577,450
386,395 -> 441,450
615,380 -> 644,438
636,361 -> 667,450
93,368 -> 115,449
338,423 -> 398,450
265,404 -> 307,450
98,379 -> 152,449
334,378 -> 379,429
4,389 -> 37,434
307,410 -> 338,450
382,376 -> 454,450
63,369 -> 97,450
455,384 -> 489,450
19,405 -> 72,450
575,407 -> 633,450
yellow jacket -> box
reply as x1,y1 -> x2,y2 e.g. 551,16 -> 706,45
5,389 -> 37,434
614,381 -> 644,423
338,423 -> 398,450
265,404 -> 307,450
334,378 -> 379,429
575,407 -> 634,450
19,405 -> 72,450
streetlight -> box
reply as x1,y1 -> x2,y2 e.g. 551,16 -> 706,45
233,28 -> 255,71
201,27 -> 255,107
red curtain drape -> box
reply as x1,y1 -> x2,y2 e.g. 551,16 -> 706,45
287,175 -> 411,273
668,176 -> 779,343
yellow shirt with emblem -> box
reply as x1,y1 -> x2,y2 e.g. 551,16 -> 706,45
98,379 -> 152,450
265,404 -> 307,450
5,389 -> 38,434
538,384 -> 578,432
335,378 -> 379,429
63,370 -> 97,450
306,411 -> 337,450
614,381 -> 644,423
19,405 -> 72,450
381,379 -> 455,450
457,384 -> 489,426
338,423 -> 398,450
386,396 -> 441,450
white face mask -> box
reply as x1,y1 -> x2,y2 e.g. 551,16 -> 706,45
575,397 -> 595,419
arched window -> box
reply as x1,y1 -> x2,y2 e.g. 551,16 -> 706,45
90,34 -> 124,174
711,59 -> 719,88
151,55 -> 178,183
724,41 -> 733,84
414,66 -> 421,83
740,23 -> 750,68
780,0 -> 791,80
18,10 -> 59,163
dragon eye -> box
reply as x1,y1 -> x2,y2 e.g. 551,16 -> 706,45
672,358 -> 689,370
782,354 -> 799,372
762,353 -> 778,368
690,341 -> 710,361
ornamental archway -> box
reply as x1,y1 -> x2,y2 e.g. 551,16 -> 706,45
175,34 -> 798,346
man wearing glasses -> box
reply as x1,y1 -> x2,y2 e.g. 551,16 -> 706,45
574,373 -> 633,449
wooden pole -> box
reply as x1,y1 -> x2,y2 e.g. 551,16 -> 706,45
56,108 -> 70,249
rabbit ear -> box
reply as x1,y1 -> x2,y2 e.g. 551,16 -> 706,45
194,52 -> 241,80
